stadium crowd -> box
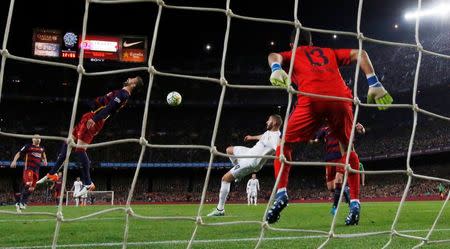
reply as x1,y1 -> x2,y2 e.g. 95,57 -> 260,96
0,163 -> 447,205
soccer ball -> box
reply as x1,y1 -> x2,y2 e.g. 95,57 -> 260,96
166,91 -> 182,106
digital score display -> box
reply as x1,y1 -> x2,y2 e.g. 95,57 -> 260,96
32,29 -> 61,58
79,35 -> 120,61
32,29 -> 147,63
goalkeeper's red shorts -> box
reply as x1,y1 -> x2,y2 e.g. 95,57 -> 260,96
72,112 -> 105,145
23,169 -> 39,188
325,159 -> 345,182
285,100 -> 354,145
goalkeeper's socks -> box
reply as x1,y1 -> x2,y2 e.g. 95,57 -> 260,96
49,143 -> 68,175
333,188 -> 341,208
347,151 -> 361,200
274,145 -> 292,190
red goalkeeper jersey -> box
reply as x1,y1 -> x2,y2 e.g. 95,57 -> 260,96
279,46 -> 353,102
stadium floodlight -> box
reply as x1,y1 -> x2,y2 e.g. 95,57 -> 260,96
404,3 -> 450,20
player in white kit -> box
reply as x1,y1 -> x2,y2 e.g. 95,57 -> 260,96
207,114 -> 282,216
71,177 -> 83,207
247,174 -> 260,205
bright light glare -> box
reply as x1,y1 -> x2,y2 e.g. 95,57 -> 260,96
404,3 -> 450,20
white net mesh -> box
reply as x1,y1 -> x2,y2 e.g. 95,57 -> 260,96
0,0 -> 449,248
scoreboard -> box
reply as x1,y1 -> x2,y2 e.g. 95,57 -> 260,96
33,29 -> 147,63
32,29 -> 61,58
80,35 -> 120,61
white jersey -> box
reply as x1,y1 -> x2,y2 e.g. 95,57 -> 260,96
251,130 -> 280,154
73,181 -> 83,193
247,179 -> 260,193
230,130 -> 281,179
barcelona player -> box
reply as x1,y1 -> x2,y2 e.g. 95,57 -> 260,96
50,172 -> 63,205
10,134 -> 47,212
313,123 -> 365,215
266,30 -> 393,225
37,76 -> 143,198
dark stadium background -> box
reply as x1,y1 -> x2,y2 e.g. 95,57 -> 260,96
0,0 -> 448,204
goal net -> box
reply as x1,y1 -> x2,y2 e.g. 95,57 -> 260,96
65,191 -> 114,206
0,0 -> 449,249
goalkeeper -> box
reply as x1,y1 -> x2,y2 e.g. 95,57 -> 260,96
266,30 -> 393,225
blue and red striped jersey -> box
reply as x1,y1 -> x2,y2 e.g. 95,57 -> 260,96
316,126 -> 341,161
19,144 -> 45,171
54,178 -> 63,191
91,89 -> 130,122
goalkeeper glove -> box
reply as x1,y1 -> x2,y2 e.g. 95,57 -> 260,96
366,74 -> 393,110
270,63 -> 290,88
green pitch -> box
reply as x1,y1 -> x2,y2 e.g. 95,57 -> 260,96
0,201 -> 448,248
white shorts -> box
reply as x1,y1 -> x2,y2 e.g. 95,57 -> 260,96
73,192 -> 79,198
248,191 -> 257,198
229,146 -> 271,179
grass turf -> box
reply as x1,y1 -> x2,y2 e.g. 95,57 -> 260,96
0,201 -> 448,248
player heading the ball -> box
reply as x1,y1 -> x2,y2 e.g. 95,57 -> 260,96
37,76 -> 143,198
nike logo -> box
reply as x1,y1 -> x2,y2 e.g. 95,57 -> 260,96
123,41 -> 143,48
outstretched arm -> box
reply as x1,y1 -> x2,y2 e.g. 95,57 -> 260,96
350,49 -> 375,76
10,152 -> 20,168
244,134 -> 263,142
268,53 -> 283,66
268,53 -> 290,88
42,152 -> 48,167
349,49 -> 393,110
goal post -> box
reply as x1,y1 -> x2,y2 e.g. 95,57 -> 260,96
65,191 -> 114,206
